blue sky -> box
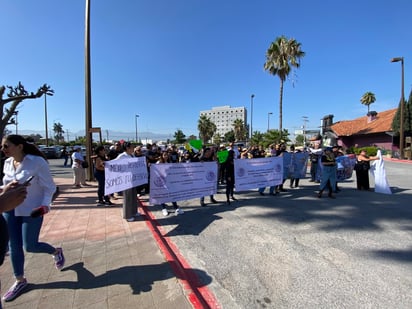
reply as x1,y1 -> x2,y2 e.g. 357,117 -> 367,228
1,0 -> 411,141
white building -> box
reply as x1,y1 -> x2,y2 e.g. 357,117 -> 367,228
200,105 -> 247,137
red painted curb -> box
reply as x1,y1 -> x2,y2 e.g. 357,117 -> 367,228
138,199 -> 221,309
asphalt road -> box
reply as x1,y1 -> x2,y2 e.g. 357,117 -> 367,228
49,159 -> 412,308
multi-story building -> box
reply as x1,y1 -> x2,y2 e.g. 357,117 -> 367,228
199,105 -> 247,137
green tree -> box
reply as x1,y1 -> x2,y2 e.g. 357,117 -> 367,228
198,115 -> 216,144
360,91 -> 376,114
233,119 -> 246,141
173,129 -> 186,144
295,134 -> 304,146
0,82 -> 49,138
250,131 -> 265,146
393,89 -> 412,136
53,122 -> 65,144
224,130 -> 235,143
212,133 -> 222,145
264,36 -> 305,135
263,129 -> 290,147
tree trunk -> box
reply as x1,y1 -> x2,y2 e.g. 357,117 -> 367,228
279,79 -> 284,135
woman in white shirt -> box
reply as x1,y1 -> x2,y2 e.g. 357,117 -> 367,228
1,135 -> 65,302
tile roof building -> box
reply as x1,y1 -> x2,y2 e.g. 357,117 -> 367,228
329,108 -> 397,150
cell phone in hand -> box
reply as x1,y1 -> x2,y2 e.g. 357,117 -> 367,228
23,176 -> 34,186
30,206 -> 48,218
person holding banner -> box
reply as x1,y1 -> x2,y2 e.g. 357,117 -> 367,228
355,149 -> 377,191
217,145 -> 229,184
225,150 -> 237,204
93,146 -> 113,206
200,147 -> 219,206
116,142 -> 140,221
318,147 -> 337,198
157,151 -> 184,216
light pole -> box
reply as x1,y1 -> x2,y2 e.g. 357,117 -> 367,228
250,94 -> 254,141
85,0 -> 93,180
302,116 -> 309,146
43,88 -> 54,146
391,57 -> 405,159
267,112 -> 273,132
135,114 -> 139,143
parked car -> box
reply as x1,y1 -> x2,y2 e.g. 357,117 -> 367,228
41,146 -> 61,159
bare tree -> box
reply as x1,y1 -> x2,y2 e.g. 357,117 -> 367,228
0,82 -> 51,137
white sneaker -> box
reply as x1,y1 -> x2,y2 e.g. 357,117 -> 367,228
175,208 -> 184,215
162,208 -> 169,216
126,217 -> 136,222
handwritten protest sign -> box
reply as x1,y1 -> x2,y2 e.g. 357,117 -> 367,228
149,161 -> 218,204
234,157 -> 283,191
104,157 -> 148,195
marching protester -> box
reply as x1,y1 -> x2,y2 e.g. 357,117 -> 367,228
1,135 -> 64,302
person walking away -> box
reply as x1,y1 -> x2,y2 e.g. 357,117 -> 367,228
61,146 -> 69,167
318,147 -> 337,198
93,146 -> 113,206
1,135 -> 65,303
355,149 -> 377,191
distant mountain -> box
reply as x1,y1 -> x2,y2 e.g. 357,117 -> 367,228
17,129 -> 172,143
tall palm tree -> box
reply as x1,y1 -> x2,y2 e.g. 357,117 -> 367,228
264,36 -> 305,135
360,91 -> 376,113
233,119 -> 245,141
198,115 -> 216,144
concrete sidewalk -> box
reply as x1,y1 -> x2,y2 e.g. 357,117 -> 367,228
0,178 -> 194,309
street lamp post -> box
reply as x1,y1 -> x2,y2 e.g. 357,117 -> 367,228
267,112 -> 273,132
84,0 -> 93,181
43,88 -> 54,146
135,114 -> 139,143
250,94 -> 254,141
391,57 -> 405,159
302,116 -> 309,146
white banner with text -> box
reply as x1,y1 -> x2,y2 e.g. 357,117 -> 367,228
104,157 -> 148,195
149,162 -> 218,205
234,157 -> 284,191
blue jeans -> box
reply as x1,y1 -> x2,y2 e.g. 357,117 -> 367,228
3,210 -> 55,277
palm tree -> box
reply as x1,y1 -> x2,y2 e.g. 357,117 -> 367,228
53,122 -> 65,144
360,91 -> 376,114
264,36 -> 305,135
198,115 -> 216,144
233,119 -> 246,141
